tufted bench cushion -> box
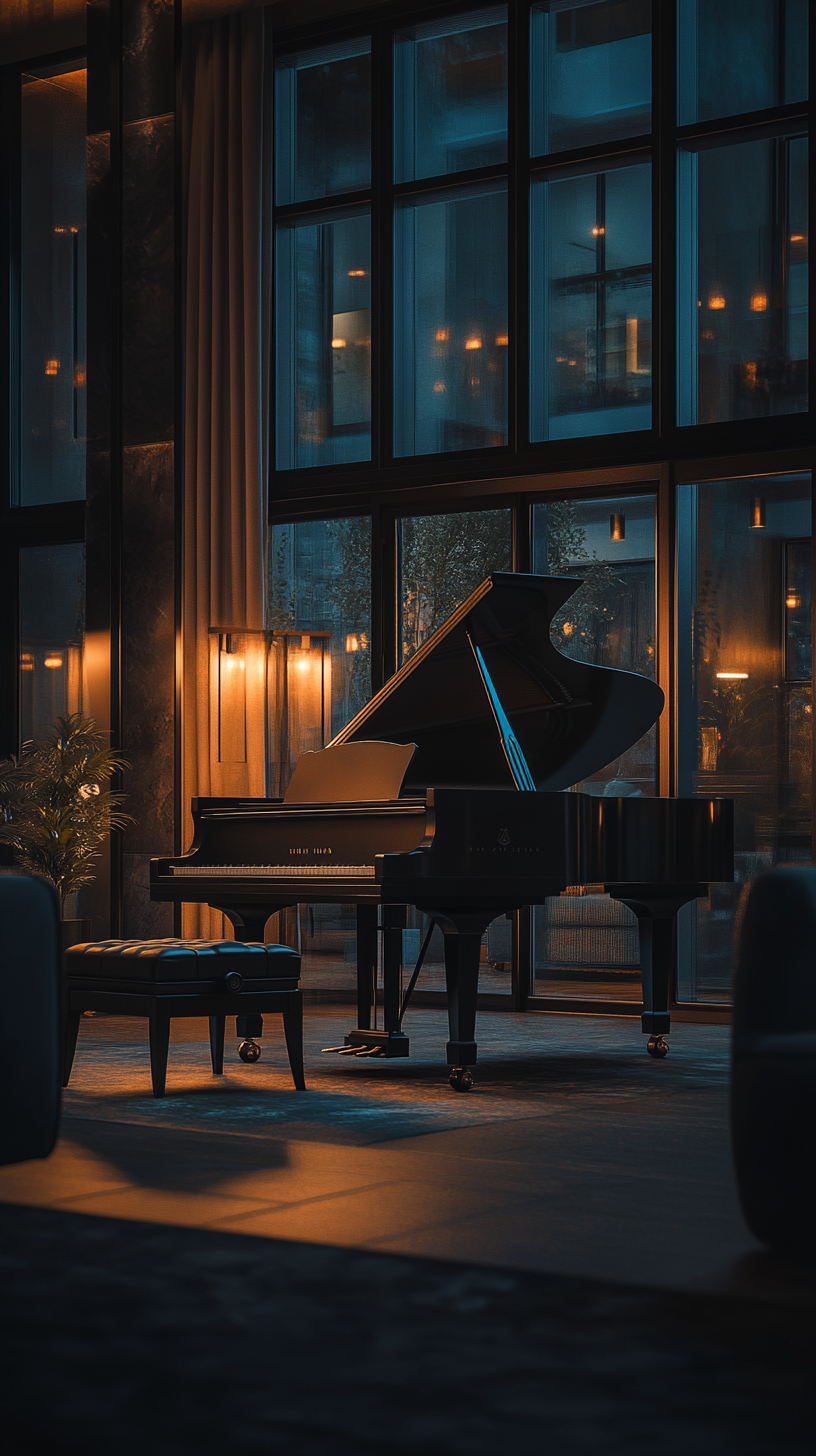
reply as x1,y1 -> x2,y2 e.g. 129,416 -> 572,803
66,938 -> 298,985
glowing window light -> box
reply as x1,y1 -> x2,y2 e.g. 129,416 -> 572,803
20,653 -> 34,671
749,495 -> 766,529
561,622 -> 573,636
591,226 -> 604,236
716,671 -> 749,680
465,337 -> 482,350
347,269 -> 367,276
45,358 -> 60,375
708,292 -> 726,310
609,512 -> 626,543
44,654 -> 64,669
433,381 -> 446,392
331,338 -> 346,348
495,335 -> 508,346
786,592 -> 800,610
790,234 -> 805,242
435,328 -> 449,341
750,290 -> 767,312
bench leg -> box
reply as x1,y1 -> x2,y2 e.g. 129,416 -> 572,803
209,1015 -> 226,1075
282,992 -> 306,1091
63,1010 -> 82,1087
148,1010 -> 171,1098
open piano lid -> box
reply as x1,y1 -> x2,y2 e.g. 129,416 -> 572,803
329,572 -> 664,793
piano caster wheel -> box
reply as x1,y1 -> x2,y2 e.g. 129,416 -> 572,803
238,1039 -> 262,1064
647,1035 -> 669,1059
449,1067 -> 474,1092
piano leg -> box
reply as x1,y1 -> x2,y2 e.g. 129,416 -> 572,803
148,1010 -> 171,1097
607,887 -> 709,1059
433,910 -> 496,1090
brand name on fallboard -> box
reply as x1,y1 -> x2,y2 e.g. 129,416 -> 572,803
288,847 -> 333,856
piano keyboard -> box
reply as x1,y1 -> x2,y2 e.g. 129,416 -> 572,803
170,864 -> 376,878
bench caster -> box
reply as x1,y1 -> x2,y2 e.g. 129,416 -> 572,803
238,1039 -> 262,1063
646,1035 -> 669,1058
449,1066 -> 474,1092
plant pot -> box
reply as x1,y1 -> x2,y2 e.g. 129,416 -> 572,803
61,918 -> 92,951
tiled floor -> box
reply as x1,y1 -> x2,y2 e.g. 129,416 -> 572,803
3,1004 -> 808,1305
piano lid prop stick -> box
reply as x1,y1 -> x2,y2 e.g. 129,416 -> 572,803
399,919 -> 436,1027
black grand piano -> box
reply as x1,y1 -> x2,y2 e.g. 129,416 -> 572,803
151,573 -> 733,1090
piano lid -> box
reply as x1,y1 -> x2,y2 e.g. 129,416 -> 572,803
329,572 -> 664,793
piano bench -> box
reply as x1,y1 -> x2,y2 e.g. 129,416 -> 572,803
63,938 -> 304,1098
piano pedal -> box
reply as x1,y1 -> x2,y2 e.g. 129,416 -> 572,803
321,1046 -> 352,1054
355,1045 -> 384,1058
335,1045 -> 362,1055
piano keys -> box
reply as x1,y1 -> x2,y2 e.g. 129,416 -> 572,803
151,571 -> 734,1088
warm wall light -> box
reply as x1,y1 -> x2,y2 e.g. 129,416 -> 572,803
495,335 -> 508,346
791,234 -> 805,242
591,226 -> 605,236
331,338 -> 346,348
347,269 -> 367,276
610,512 -> 626,542
749,495 -> 766,528
44,654 -> 64,669
435,328 -> 449,341
750,289 -> 767,312
786,591 -> 800,610
465,337 -> 482,350
708,291 -> 726,310
716,671 -> 749,680
45,358 -> 60,375
433,381 -> 446,392
345,634 -> 360,652
20,653 -> 34,672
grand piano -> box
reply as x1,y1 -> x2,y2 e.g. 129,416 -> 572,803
151,573 -> 733,1090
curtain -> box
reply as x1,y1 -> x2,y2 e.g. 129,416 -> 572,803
181,10 -> 271,938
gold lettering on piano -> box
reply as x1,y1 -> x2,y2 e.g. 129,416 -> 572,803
288,848 -> 333,856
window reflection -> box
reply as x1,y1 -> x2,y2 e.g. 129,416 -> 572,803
20,544 -> 85,745
393,6 -> 507,183
275,209 -> 371,469
19,66 -> 87,506
394,182 -> 508,457
678,0 -> 808,126
531,161 -> 651,440
275,39 -> 371,205
398,508 -> 512,662
678,132 -> 808,425
531,0 -> 651,156
531,494 -> 656,1003
676,475 -> 812,1002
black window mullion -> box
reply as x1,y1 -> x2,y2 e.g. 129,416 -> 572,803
654,0 -> 677,447
374,20 -> 393,469
507,0 -> 523,455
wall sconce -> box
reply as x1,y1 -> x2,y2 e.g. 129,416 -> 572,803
786,590 -> 800,610
44,653 -> 64,669
716,671 -> 749,680
20,653 -> 34,672
749,496 -> 766,528
610,512 -> 625,542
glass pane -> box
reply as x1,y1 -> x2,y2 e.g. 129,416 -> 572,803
676,474 -> 812,1003
530,161 -> 651,441
19,67 -> 87,505
402,910 -> 513,996
394,182 -> 508,457
394,6 -> 507,184
678,133 -> 808,426
275,209 -> 371,469
678,0 -> 808,125
267,517 -> 371,993
531,492 -> 656,1002
531,0 -> 651,156
267,517 -> 372,793
398,508 -> 512,662
275,39 -> 371,205
20,543 -> 86,746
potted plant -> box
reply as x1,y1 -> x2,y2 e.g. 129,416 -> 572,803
0,712 -> 132,949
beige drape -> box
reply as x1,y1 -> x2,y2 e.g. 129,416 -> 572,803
181,10 -> 271,937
